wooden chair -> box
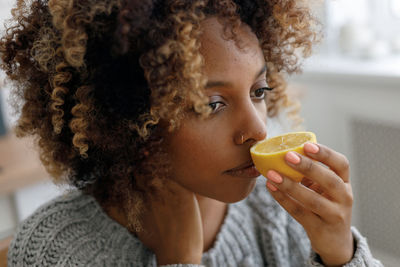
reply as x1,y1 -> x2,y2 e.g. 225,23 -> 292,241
0,236 -> 12,267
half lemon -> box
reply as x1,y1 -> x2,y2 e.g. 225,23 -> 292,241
250,132 -> 317,182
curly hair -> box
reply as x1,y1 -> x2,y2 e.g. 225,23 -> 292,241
0,0 -> 318,231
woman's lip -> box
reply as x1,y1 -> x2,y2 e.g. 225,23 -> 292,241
227,160 -> 254,172
225,164 -> 260,179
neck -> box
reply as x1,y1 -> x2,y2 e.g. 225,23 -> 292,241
196,194 -> 227,252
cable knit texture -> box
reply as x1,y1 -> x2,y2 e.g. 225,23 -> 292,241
8,178 -> 383,266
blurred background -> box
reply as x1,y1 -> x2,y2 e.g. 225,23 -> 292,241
0,0 -> 399,266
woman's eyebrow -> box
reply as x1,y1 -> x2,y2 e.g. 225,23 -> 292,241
205,64 -> 267,89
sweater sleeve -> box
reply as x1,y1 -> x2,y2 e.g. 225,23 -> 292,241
307,227 -> 384,267
7,192 -> 158,266
159,265 -> 205,267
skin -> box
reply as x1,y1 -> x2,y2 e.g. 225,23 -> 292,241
109,16 -> 354,266
164,17 -> 269,203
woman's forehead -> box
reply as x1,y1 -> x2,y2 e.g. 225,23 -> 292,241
199,17 -> 261,53
199,17 -> 264,77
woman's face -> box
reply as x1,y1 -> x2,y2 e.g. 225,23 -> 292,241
165,17 -> 268,203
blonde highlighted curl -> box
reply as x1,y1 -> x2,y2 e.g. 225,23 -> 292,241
0,0 -> 318,230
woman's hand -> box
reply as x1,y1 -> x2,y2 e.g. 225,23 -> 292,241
265,143 -> 354,267
137,178 -> 203,265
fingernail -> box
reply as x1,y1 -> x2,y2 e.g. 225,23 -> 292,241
266,181 -> 278,192
305,143 -> 319,154
286,151 -> 301,164
267,170 -> 283,184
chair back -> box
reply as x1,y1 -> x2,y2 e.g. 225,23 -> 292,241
0,236 -> 12,267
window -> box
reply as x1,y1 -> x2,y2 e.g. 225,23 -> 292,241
391,0 -> 400,18
323,0 -> 400,59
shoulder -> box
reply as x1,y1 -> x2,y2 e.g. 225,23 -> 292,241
7,190 -> 148,266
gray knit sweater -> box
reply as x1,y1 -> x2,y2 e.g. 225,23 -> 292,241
8,178 -> 383,266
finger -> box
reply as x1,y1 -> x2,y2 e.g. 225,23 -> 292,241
163,178 -> 191,196
301,177 -> 313,187
303,143 -> 350,183
285,151 -> 346,201
309,183 -> 325,195
266,181 -> 317,225
151,178 -> 191,206
267,172 -> 337,220
302,178 -> 325,195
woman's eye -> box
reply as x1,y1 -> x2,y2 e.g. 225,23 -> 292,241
251,87 -> 272,99
209,101 -> 224,113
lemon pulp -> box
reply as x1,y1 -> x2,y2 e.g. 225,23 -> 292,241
250,132 -> 317,182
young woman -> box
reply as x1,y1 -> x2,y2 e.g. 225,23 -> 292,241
1,0 -> 382,266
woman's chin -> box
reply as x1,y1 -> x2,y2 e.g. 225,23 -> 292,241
216,178 -> 258,203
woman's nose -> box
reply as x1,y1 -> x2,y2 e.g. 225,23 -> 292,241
234,105 -> 267,146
